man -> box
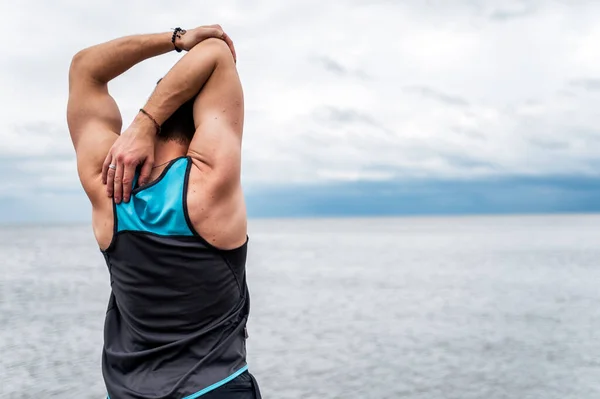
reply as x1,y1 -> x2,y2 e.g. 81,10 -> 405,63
67,25 -> 260,398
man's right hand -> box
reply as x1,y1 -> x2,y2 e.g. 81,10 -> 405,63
102,113 -> 156,204
177,24 -> 236,62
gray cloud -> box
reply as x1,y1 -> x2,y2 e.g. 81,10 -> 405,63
0,153 -> 74,164
403,86 -> 470,107
528,138 -> 571,151
571,128 -> 600,143
569,79 -> 600,92
2,122 -> 74,160
451,127 -> 487,141
0,153 -> 78,197
12,122 -> 67,138
317,107 -> 377,125
311,55 -> 371,80
314,56 -> 347,75
313,106 -> 393,135
488,4 -> 538,21
439,152 -> 497,170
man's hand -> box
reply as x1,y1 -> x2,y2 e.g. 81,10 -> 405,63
102,114 -> 156,204
177,24 -> 236,62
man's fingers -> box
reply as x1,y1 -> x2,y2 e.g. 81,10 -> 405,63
137,158 -> 154,188
102,153 -> 113,185
221,33 -> 237,62
113,161 -> 124,204
106,165 -> 116,197
210,28 -> 224,38
121,160 -> 138,203
201,25 -> 236,61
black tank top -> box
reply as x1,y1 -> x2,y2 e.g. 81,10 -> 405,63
101,157 -> 251,399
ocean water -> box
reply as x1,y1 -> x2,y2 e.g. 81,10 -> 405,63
1,215 -> 599,398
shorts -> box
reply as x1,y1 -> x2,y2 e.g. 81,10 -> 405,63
201,371 -> 262,399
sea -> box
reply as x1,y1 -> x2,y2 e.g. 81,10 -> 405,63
1,215 -> 599,399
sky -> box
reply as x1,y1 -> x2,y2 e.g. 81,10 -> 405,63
1,0 -> 599,223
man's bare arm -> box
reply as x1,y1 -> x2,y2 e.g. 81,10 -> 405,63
70,32 -> 175,85
143,38 -> 243,198
68,32 -> 177,146
139,43 -> 227,125
67,31 -> 181,206
99,25 -> 236,203
134,38 -> 244,249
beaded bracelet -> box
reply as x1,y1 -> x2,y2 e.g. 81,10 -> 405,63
171,27 -> 186,52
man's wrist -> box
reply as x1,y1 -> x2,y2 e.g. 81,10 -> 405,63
171,28 -> 187,52
173,35 -> 184,52
131,111 -> 160,136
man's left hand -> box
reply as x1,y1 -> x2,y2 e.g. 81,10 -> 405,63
178,24 -> 236,62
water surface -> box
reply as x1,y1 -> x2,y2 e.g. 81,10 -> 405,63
1,215 -> 599,398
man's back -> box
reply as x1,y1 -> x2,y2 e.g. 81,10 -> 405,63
102,157 -> 250,398
66,27 -> 260,398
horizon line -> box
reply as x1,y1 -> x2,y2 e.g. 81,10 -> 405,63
1,211 -> 598,228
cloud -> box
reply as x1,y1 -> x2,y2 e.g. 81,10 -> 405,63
528,138 -> 570,151
488,2 -> 539,21
312,106 -> 392,135
2,0 -> 600,221
569,78 -> 600,92
311,55 -> 370,80
403,86 -> 470,107
314,56 -> 347,75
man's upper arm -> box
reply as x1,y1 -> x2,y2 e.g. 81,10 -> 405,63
67,61 -> 122,197
186,41 -> 244,196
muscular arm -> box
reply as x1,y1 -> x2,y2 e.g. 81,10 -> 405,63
146,38 -> 245,249
149,39 -> 243,171
89,26 -> 236,203
67,32 -> 177,203
139,42 -> 222,129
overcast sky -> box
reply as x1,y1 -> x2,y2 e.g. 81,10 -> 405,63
1,0 -> 599,222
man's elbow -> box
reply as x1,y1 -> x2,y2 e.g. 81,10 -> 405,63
69,48 -> 98,81
71,46 -> 92,68
69,50 -> 87,77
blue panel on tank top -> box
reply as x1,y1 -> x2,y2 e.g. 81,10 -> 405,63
115,157 -> 193,236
